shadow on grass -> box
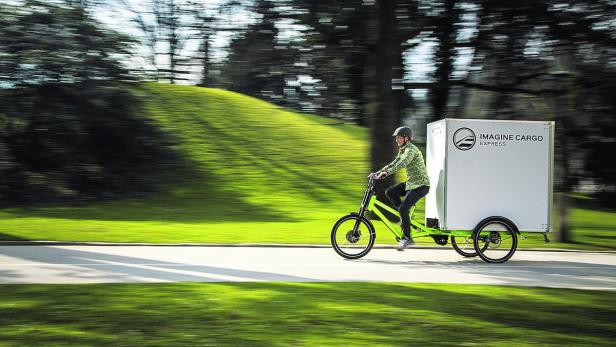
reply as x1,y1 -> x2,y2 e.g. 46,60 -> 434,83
0,233 -> 30,241
570,240 -> 616,251
570,194 -> 616,213
0,154 -> 300,224
224,282 -> 616,344
586,234 -> 616,240
0,281 -> 614,346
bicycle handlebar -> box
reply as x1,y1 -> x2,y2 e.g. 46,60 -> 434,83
366,173 -> 383,187
367,172 -> 385,180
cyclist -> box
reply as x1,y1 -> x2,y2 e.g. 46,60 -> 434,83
374,126 -> 430,250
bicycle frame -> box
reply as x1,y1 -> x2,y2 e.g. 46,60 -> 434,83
367,195 -> 476,239
358,176 -> 473,240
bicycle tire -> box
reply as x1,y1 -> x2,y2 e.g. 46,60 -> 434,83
331,214 -> 376,259
451,235 -> 487,257
473,217 -> 518,263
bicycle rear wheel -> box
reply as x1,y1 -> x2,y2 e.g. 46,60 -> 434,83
473,218 -> 518,263
451,235 -> 488,257
331,214 -> 376,259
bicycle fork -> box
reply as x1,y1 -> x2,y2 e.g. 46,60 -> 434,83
353,187 -> 374,233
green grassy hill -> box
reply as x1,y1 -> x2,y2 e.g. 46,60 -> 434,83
0,83 -> 374,243
0,83 -> 614,248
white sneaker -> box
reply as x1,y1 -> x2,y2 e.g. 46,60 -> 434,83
396,237 -> 415,251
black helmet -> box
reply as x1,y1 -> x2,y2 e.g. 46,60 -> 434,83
392,126 -> 413,139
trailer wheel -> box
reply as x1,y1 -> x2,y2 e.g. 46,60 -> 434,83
451,235 -> 488,257
473,217 -> 518,263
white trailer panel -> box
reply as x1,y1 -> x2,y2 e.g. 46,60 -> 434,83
425,118 -> 554,232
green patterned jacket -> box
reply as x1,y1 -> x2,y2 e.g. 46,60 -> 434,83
381,142 -> 430,191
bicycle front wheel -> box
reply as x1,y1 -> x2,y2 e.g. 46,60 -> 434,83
331,214 -> 376,259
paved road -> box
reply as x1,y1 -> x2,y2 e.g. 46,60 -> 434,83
0,246 -> 615,290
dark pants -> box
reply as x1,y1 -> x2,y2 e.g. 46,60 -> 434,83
385,183 -> 430,239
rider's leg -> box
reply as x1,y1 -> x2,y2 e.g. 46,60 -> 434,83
399,186 -> 430,240
385,182 -> 406,209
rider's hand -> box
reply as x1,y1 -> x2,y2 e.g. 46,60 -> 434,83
375,171 -> 388,179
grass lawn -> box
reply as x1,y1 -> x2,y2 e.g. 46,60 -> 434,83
0,282 -> 614,346
2,197 -> 614,250
0,83 -> 614,250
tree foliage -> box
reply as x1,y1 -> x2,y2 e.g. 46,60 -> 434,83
222,0 -> 299,104
216,0 -> 615,237
0,1 -> 174,202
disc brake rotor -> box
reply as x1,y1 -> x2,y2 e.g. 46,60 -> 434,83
346,230 -> 361,243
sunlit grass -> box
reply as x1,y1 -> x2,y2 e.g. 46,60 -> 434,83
0,282 -> 613,346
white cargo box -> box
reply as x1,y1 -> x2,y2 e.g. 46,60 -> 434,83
425,118 -> 554,232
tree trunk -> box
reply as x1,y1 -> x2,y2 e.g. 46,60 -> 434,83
429,0 -> 455,122
368,0 -> 403,199
557,113 -> 572,242
169,29 -> 178,84
200,34 -> 211,87
556,89 -> 574,243
558,192 -> 571,242
554,42 -> 576,243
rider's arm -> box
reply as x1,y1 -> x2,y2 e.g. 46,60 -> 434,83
382,147 -> 416,176
380,155 -> 398,174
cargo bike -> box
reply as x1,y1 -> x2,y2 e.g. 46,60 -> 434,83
330,119 -> 555,264
330,173 -> 517,263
